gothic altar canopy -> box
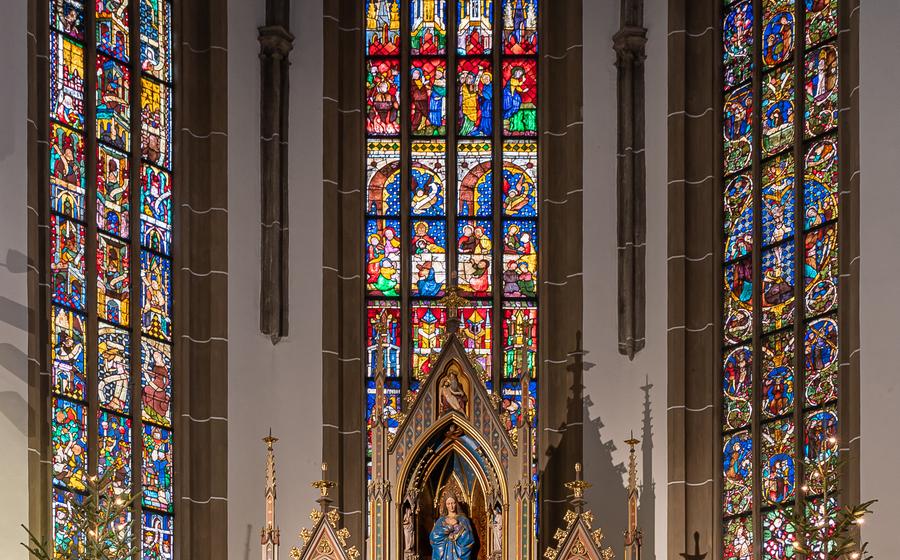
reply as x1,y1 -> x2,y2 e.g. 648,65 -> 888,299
367,294 -> 536,560
285,294 -> 636,560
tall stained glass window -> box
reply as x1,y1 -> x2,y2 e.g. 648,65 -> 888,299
48,0 -> 175,556
364,0 -> 539,477
721,1 -> 839,558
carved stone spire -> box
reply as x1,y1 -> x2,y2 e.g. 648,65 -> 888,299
261,430 -> 280,560
639,376 -> 656,559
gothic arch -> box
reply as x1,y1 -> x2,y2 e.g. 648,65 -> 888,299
322,0 -> 585,552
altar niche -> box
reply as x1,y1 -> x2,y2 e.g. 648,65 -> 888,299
368,321 -> 535,560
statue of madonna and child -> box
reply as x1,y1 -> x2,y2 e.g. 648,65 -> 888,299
429,493 -> 476,559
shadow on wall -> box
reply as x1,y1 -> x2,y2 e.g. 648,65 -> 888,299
582,381 -> 657,559
583,393 -> 628,549
0,249 -> 29,435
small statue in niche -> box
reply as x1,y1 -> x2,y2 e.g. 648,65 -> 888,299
429,493 -> 475,559
439,370 -> 468,415
490,504 -> 503,556
403,505 -> 416,555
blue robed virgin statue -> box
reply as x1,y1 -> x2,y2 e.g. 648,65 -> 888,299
429,493 -> 475,560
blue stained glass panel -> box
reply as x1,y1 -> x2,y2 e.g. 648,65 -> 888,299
804,316 -> 838,407
51,0 -> 85,40
53,488 -> 84,558
762,154 -> 795,247
804,136 -> 838,229
411,140 -> 447,216
140,0 -> 173,82
367,302 -> 402,377
98,411 -> 133,495
724,174 -> 754,261
410,219 -> 447,297
804,224 -> 839,316
724,84 -> 753,174
97,234 -> 131,326
723,431 -> 753,516
142,425 -> 173,511
723,345 -> 753,431
723,0 -> 754,90
761,418 -> 796,505
142,512 -> 174,560
367,139 -> 402,216
140,165 -> 172,254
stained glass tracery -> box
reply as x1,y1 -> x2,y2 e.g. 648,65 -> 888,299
721,0 -> 840,557
364,0 -> 539,499
47,0 -> 175,556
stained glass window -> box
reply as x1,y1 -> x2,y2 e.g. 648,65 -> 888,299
720,0 -> 839,557
47,0 -> 175,556
364,0 -> 539,496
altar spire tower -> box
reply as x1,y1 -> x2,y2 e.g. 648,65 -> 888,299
261,430 -> 281,560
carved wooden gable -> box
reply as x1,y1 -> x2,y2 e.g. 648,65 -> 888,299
389,331 -> 516,468
544,510 -> 615,560
291,509 -> 359,560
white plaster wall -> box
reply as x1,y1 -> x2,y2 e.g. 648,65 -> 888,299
227,0 -> 324,557
859,1 -> 900,556
0,0 -> 30,556
582,1 -> 668,559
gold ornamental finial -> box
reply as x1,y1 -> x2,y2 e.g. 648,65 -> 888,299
565,463 -> 592,504
312,462 -> 336,499
263,427 -> 279,448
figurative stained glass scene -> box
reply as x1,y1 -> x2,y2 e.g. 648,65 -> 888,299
96,144 -> 130,237
51,123 -> 85,221
98,324 -> 131,413
410,58 -> 447,136
46,0 -> 177,554
457,57 -> 493,136
724,174 -> 753,260
720,1 -> 841,555
361,1 -> 540,549
723,0 -> 753,90
367,59 -> 402,135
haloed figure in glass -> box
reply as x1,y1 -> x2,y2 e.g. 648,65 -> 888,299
430,494 -> 475,559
